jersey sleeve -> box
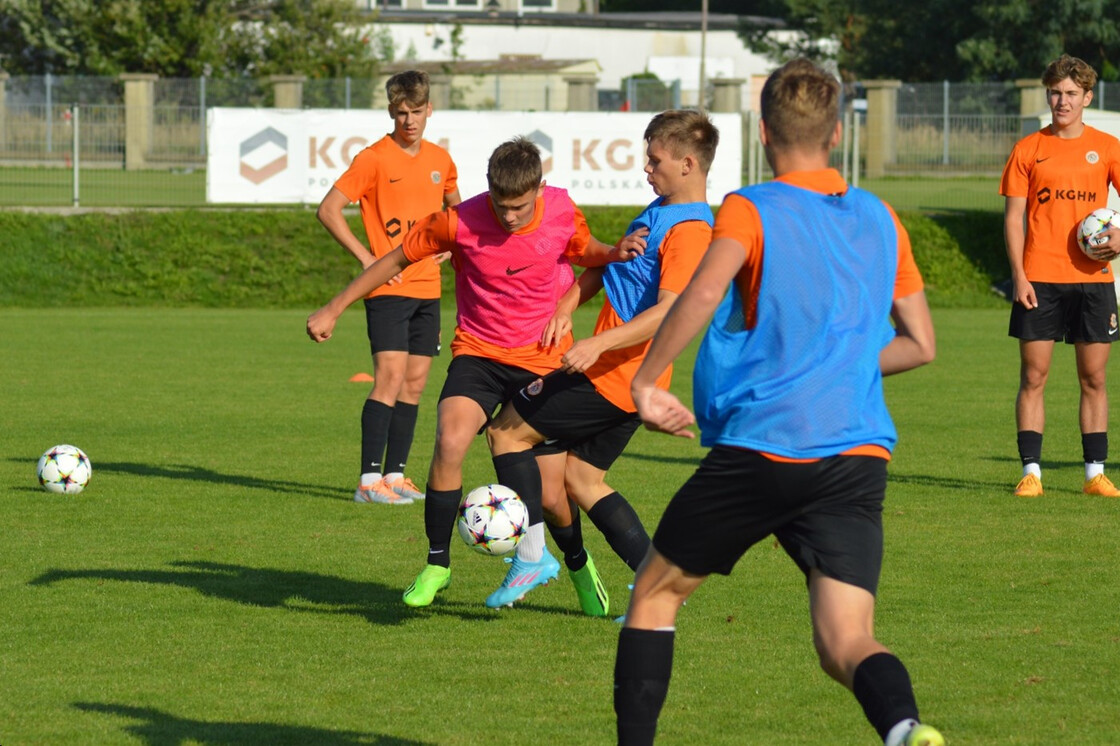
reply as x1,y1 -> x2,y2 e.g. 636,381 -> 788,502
563,203 -> 593,260
999,139 -> 1032,199
402,209 -> 458,262
659,221 -> 713,295
882,204 -> 924,299
333,147 -> 378,204
444,157 -> 459,198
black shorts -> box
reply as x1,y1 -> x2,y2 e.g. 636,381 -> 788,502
1009,282 -> 1119,344
514,371 -> 641,471
438,355 -> 540,428
652,447 -> 887,595
364,296 -> 440,356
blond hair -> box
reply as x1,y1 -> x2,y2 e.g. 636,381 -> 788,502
760,59 -> 840,152
385,70 -> 430,109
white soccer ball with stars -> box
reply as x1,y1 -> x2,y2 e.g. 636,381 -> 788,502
1077,207 -> 1120,257
36,444 -> 92,494
456,484 -> 528,556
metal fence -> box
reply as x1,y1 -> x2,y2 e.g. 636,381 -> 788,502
4,76 -> 1115,209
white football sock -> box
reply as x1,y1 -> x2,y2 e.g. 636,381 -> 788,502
360,471 -> 382,486
516,522 -> 545,562
1086,462 -> 1104,480
1023,462 -> 1041,479
884,719 -> 919,746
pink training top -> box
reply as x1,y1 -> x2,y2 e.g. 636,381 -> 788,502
451,186 -> 577,348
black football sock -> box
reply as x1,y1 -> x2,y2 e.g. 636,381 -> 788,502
424,488 -> 461,569
547,503 -> 587,571
385,401 -> 419,474
851,652 -> 921,740
360,399 -> 393,478
615,627 -> 675,746
491,450 -> 543,524
588,491 -> 651,571
1017,430 -> 1043,468
1082,431 -> 1108,464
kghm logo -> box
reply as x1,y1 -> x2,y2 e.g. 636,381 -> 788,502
526,129 -> 553,176
1036,186 -> 1097,205
240,127 -> 288,184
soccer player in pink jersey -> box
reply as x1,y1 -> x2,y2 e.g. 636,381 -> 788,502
307,137 -> 644,607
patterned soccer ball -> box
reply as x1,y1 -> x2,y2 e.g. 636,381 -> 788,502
456,484 -> 528,556
36,444 -> 92,494
1077,207 -> 1120,257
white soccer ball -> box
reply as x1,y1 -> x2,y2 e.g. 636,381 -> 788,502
1077,207 -> 1120,257
36,444 -> 92,494
456,484 -> 528,556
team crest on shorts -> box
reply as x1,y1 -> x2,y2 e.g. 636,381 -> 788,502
1111,313 -> 1118,332
431,171 -> 442,184
1087,150 -> 1100,164
526,377 -> 544,396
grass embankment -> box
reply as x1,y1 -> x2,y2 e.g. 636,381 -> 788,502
0,207 -> 1009,309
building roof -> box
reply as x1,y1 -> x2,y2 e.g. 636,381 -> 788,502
380,56 -> 600,75
370,11 -> 780,33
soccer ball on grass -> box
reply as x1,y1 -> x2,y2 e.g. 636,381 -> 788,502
1076,207 -> 1120,258
456,484 -> 528,556
37,444 -> 92,494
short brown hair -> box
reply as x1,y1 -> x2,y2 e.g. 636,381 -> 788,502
760,58 -> 840,152
644,109 -> 720,174
385,70 -> 430,109
1043,54 -> 1098,93
486,137 -> 543,199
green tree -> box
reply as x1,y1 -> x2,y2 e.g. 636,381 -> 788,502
737,0 -> 1120,82
957,0 -> 1120,82
0,0 -> 382,78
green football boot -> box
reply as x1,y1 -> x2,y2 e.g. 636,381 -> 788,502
402,564 -> 451,607
568,550 -> 609,617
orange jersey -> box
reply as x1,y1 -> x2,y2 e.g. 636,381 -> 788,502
333,135 -> 458,299
715,169 -> 923,462
587,220 -> 712,411
403,192 -> 595,375
1000,124 -> 1120,283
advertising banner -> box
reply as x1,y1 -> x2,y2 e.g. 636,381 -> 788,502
207,108 -> 743,206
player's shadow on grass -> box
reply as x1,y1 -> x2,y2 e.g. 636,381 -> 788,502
30,560 -> 495,625
73,702 -> 432,745
95,460 -> 353,501
621,450 -> 702,467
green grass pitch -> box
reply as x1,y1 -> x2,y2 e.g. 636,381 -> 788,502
3,306 -> 1120,744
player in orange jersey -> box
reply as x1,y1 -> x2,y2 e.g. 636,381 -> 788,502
485,110 -> 718,615
1001,54 -> 1120,498
307,137 -> 644,608
317,70 -> 461,506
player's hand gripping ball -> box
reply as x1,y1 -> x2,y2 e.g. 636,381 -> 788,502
36,444 -> 92,494
456,484 -> 528,556
1077,207 -> 1120,258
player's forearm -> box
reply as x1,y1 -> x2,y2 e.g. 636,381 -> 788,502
881,290 -> 936,376
1004,197 -> 1028,278
597,294 -> 674,353
326,248 -> 412,313
318,196 -> 372,264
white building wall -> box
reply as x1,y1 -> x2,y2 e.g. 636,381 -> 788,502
370,20 -> 778,106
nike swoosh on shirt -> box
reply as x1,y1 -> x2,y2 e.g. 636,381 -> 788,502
506,265 -> 532,275
389,177 -> 403,183
1036,157 -> 1050,163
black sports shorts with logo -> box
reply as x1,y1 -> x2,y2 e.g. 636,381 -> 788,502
652,447 -> 887,595
364,296 -> 440,356
1008,281 -> 1118,344
438,354 -> 539,429
513,370 -> 641,471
